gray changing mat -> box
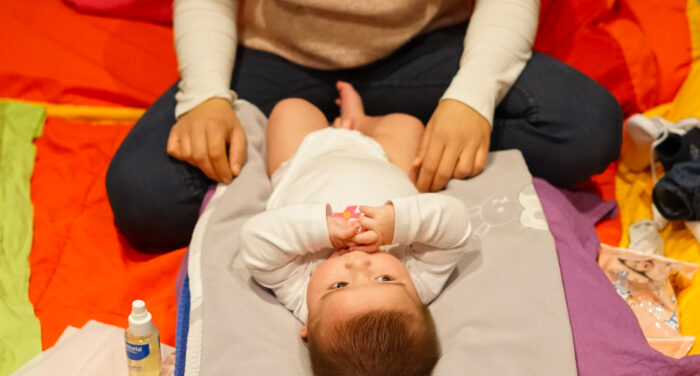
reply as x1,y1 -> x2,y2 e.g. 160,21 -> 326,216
184,100 -> 577,375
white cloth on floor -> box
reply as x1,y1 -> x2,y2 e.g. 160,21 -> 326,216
686,221 -> 700,243
628,218 -> 665,256
12,320 -> 175,376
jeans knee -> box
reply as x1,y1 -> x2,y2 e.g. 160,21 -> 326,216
106,154 -> 151,248
587,90 -> 623,167
549,94 -> 622,187
106,151 -> 199,251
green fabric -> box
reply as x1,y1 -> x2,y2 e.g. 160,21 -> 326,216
0,101 -> 45,376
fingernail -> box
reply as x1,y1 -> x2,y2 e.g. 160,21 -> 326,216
232,164 -> 240,175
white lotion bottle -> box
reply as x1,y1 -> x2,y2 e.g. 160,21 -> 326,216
125,300 -> 162,376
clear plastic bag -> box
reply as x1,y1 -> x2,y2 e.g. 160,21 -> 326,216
598,244 -> 698,358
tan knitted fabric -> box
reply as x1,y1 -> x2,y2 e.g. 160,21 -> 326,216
237,0 -> 473,70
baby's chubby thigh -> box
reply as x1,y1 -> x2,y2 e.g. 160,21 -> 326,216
368,113 -> 424,181
266,98 -> 329,176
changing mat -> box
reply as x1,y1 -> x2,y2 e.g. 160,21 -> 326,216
181,100 -> 576,375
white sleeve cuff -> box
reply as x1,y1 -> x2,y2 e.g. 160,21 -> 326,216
174,88 -> 238,119
173,0 -> 238,118
441,0 -> 539,126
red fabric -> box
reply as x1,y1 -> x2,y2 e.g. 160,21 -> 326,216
9,0 -> 693,351
0,0 -> 177,108
535,0 -> 691,115
0,0 -> 690,113
535,0 -> 691,245
30,118 -> 184,348
63,0 -> 173,25
589,163 -> 623,246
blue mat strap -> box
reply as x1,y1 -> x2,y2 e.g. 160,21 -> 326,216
174,273 -> 190,376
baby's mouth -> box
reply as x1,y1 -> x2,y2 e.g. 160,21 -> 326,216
336,248 -> 350,256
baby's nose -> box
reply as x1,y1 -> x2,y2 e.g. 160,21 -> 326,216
345,251 -> 371,269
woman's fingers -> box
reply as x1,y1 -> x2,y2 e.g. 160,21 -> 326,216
207,125 -> 233,183
228,121 -> 247,176
190,126 -> 221,182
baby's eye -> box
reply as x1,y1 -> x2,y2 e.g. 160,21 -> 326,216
377,275 -> 393,282
331,282 -> 348,289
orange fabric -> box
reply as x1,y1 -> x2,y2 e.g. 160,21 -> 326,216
0,0 -> 689,114
534,0 -> 692,247
0,98 -> 145,124
620,0 -> 692,105
535,0 -> 691,115
30,117 -> 184,349
6,0 -> 694,354
0,0 -> 177,108
590,162 -> 623,247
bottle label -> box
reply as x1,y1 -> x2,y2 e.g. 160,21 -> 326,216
126,342 -> 150,361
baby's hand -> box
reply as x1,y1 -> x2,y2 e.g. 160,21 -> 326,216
349,203 -> 395,253
327,216 -> 361,249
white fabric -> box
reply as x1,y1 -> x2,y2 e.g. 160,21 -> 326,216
185,103 -> 576,375
13,321 -> 175,376
441,0 -> 538,126
173,0 -> 539,124
173,0 -> 238,118
267,128 -> 406,210
239,128 -> 471,323
628,218 -> 665,256
685,221 -> 700,243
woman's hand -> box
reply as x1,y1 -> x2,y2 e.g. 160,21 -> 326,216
415,99 -> 491,192
167,98 -> 247,183
349,204 -> 395,253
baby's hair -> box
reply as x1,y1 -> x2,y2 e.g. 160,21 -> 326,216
307,306 -> 439,376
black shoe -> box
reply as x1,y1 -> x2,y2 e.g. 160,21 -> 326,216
652,159 -> 700,220
655,127 -> 700,171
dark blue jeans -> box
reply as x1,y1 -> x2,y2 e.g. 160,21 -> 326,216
106,23 -> 622,251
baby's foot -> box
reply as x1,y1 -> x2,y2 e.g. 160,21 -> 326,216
335,81 -> 370,132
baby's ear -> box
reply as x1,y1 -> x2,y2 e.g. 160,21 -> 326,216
299,325 -> 308,340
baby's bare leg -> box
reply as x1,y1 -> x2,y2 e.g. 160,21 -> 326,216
335,82 -> 424,181
267,98 -> 328,176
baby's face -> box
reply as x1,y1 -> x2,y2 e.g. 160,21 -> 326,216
302,250 -> 421,338
627,259 -> 654,272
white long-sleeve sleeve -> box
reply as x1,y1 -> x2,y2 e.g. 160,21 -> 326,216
240,194 -> 471,320
239,203 -> 332,321
391,193 -> 471,304
173,0 -> 238,118
172,0 -> 538,123
441,0 -> 540,126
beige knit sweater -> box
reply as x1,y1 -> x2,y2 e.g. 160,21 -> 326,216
174,0 -> 539,125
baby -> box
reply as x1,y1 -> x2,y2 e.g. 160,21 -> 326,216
240,82 -> 471,376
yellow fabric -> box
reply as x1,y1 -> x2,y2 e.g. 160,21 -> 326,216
690,0 -> 700,62
617,6 -> 700,351
0,98 -> 144,124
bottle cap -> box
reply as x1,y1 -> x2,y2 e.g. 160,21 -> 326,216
128,299 -> 154,337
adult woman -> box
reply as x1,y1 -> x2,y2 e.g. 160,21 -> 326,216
106,0 -> 622,251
